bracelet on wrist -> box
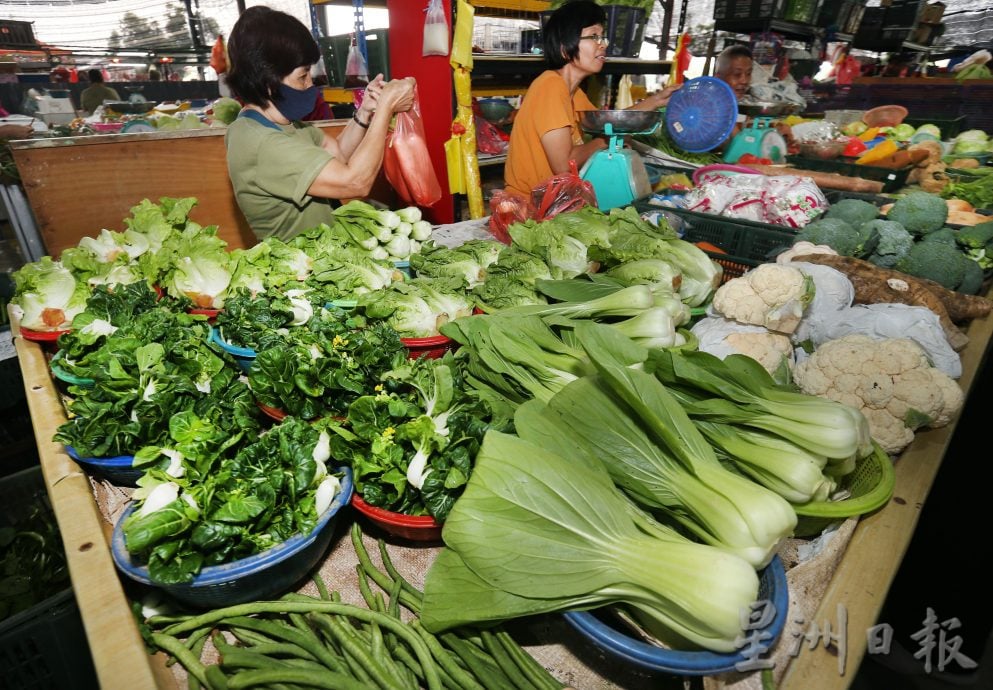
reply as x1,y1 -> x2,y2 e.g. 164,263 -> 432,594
353,112 -> 370,129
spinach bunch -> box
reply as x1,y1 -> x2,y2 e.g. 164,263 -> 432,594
123,417 -> 334,584
248,307 -> 407,420
328,353 -> 497,522
54,308 -> 262,458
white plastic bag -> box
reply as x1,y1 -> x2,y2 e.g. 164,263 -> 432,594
422,0 -> 449,57
345,37 -> 369,89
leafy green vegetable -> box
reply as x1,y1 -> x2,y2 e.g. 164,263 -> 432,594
420,430 -> 760,653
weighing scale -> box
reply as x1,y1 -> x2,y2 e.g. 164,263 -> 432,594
663,76 -> 786,164
578,109 -> 663,210
722,116 -> 788,164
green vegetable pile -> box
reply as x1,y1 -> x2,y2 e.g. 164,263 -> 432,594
143,524 -> 565,690
1,480 -> 70,622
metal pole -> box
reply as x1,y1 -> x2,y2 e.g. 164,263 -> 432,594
0,184 -> 46,263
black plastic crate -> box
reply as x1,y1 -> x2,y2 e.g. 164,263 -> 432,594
713,0 -> 786,21
637,202 -> 797,282
786,155 -> 913,193
541,4 -> 646,58
903,114 -> 967,139
0,467 -> 98,690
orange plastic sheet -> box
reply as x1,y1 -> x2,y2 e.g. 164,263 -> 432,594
449,0 -> 484,218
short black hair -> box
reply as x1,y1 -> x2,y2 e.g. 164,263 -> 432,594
87,68 -> 104,83
226,5 -> 321,107
542,0 -> 607,69
715,45 -> 753,77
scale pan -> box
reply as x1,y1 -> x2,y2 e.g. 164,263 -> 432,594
578,110 -> 663,135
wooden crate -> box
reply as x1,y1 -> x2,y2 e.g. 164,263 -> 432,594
9,122 -> 396,259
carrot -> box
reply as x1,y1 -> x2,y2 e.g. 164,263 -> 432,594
694,241 -> 727,254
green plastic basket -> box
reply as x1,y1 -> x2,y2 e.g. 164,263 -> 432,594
793,443 -> 896,537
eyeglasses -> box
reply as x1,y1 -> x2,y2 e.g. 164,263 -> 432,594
579,34 -> 610,46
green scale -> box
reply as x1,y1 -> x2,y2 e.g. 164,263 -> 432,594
722,116 -> 789,164
578,110 -> 663,210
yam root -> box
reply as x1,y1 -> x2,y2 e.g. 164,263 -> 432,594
908,141 -> 943,167
947,210 -> 992,226
950,158 -> 981,169
741,163 -> 885,193
946,199 -> 975,213
919,163 -> 950,194
794,252 -> 992,322
793,253 -> 993,351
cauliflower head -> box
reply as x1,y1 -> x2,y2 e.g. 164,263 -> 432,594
793,334 -> 965,454
711,263 -> 815,334
690,316 -> 795,375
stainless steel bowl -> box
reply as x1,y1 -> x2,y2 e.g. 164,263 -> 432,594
578,109 -> 663,135
103,101 -> 158,115
737,101 -> 802,117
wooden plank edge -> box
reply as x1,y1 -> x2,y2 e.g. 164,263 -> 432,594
14,333 -> 173,690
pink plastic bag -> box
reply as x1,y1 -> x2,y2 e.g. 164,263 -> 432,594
384,87 -> 443,207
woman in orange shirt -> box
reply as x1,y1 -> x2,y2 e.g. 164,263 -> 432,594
504,0 -> 679,198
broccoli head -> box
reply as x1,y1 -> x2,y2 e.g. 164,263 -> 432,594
957,257 -> 985,295
918,227 -> 958,246
864,220 -> 914,268
894,240 -> 971,290
955,220 -> 993,250
887,191 -> 949,236
794,217 -> 878,257
824,198 -> 881,229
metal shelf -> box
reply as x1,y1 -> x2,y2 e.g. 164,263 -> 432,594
472,55 -> 671,78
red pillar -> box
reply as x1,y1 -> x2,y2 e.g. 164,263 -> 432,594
386,0 -> 456,224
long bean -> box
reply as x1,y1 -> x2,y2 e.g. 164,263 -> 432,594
350,524 -> 421,611
312,572 -> 332,601
410,619 -> 487,690
481,629 -> 539,690
440,632 -> 516,690
309,612 -> 400,689
493,630 -> 564,690
221,615 -> 346,674
151,632 -> 210,689
377,538 -> 424,607
188,632 -> 209,690
225,667 -> 372,690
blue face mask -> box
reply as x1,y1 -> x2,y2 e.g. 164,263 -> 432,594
275,83 -> 318,121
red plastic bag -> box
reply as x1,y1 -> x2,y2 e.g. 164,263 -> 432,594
530,161 -> 597,220
210,36 -> 227,74
487,189 -> 534,244
384,86 -> 443,207
475,115 -> 509,155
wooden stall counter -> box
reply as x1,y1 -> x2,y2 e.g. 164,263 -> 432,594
9,122 -> 395,259
9,303 -> 993,689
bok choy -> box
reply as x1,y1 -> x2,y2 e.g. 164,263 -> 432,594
420,431 -> 761,653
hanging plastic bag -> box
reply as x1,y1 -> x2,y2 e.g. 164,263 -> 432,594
210,35 -> 227,74
423,0 -> 450,57
345,36 -> 369,89
383,86 -> 443,207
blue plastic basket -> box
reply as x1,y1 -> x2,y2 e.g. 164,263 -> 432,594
110,466 -> 354,608
664,77 -> 738,153
65,446 -> 141,487
210,326 -> 256,373
563,555 -> 788,675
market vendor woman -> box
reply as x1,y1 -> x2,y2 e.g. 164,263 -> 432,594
224,5 -> 416,242
503,0 -> 680,198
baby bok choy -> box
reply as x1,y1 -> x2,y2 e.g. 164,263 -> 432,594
420,431 -> 760,654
